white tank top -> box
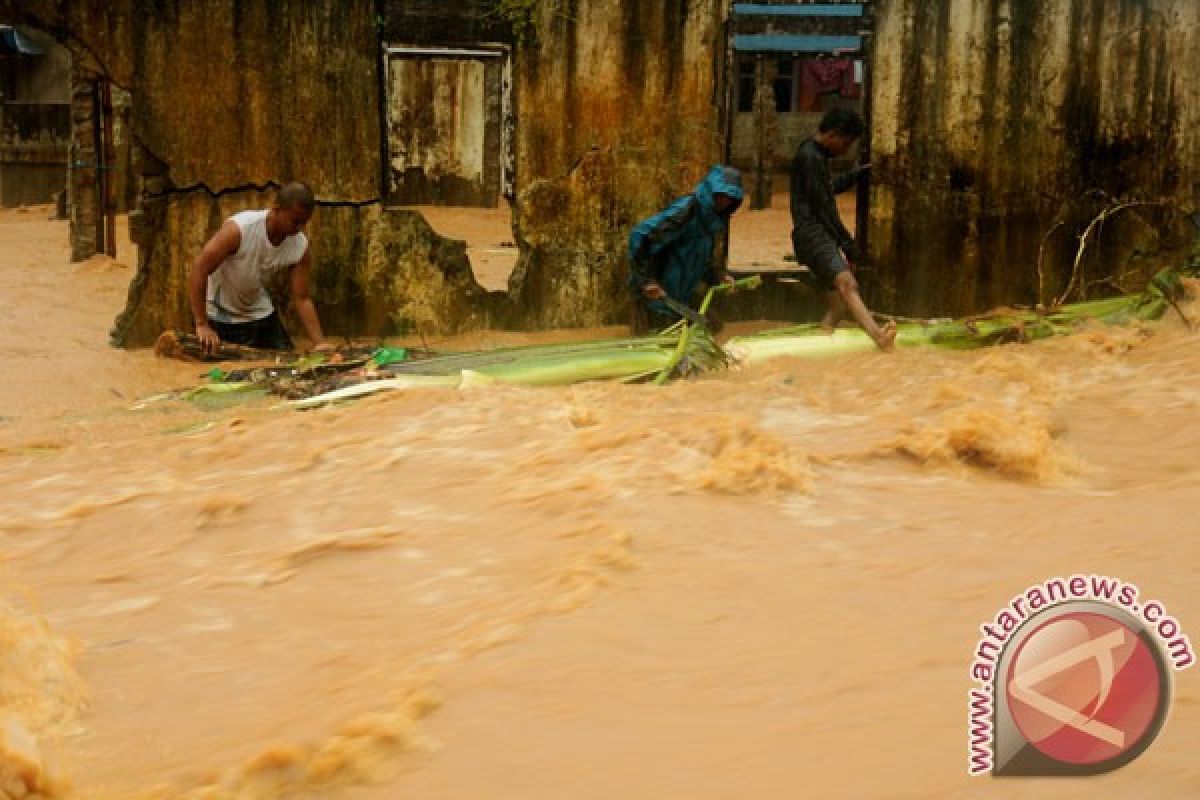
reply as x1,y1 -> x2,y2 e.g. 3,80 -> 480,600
206,210 -> 309,323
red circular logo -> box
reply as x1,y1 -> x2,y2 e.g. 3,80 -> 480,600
1005,611 -> 1164,766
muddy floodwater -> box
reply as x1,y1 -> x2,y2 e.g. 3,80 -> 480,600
1,206 -> 1197,798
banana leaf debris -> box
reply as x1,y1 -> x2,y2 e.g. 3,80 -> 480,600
158,265 -> 1196,411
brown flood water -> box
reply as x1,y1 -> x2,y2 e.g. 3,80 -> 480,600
0,206 -> 1198,798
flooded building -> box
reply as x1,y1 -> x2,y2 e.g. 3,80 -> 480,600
0,25 -> 68,207
0,0 -> 1195,344
728,2 -> 870,215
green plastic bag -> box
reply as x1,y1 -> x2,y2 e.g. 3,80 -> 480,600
368,347 -> 409,368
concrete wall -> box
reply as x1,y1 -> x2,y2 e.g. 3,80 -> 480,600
384,0 -> 741,328
732,111 -> 819,171
6,0 -> 797,340
5,0 -> 1195,339
384,0 -> 511,45
5,0 -> 737,342
113,189 -> 502,346
869,0 -> 1200,315
509,0 -> 731,328
0,0 -> 491,343
97,0 -> 504,344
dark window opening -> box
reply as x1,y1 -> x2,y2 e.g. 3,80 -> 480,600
773,55 -> 794,113
736,56 -> 755,113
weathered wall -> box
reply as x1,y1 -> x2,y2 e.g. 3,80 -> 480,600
111,190 -> 503,345
105,0 -> 372,332
5,0 -> 784,341
509,0 -> 731,328
4,0 -> 383,193
22,0 -> 1195,338
1,0 -> 510,345
384,0 -> 746,328
70,0 -> 381,197
384,0 -> 511,45
871,0 -> 1200,315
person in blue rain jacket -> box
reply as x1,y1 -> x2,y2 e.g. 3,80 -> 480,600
628,165 -> 744,331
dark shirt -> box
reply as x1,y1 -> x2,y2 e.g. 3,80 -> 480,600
789,138 -> 863,255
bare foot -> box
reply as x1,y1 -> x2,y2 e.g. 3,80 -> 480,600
874,320 -> 898,352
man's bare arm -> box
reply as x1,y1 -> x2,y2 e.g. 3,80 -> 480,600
289,249 -> 328,351
189,220 -> 241,352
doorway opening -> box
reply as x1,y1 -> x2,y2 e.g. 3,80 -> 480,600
723,3 -> 874,275
383,44 -> 517,291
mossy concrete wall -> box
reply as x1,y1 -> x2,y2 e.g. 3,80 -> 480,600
5,0 -> 742,343
1,0 -> 506,345
111,189 -> 503,346
55,0 -> 382,196
870,0 -> 1200,315
507,0 -> 732,329
5,0 -> 1196,339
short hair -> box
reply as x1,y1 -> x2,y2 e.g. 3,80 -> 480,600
818,108 -> 866,140
276,181 -> 316,211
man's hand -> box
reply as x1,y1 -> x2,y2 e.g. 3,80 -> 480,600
196,324 -> 221,355
641,282 -> 665,300
722,274 -> 737,294
190,221 -> 242,353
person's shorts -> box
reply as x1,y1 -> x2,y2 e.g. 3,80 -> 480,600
792,232 -> 849,293
209,311 -> 293,351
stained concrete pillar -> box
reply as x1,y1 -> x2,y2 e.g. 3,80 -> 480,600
67,70 -> 100,262
750,55 -> 779,211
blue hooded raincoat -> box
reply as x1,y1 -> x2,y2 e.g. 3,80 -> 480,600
628,165 -> 744,315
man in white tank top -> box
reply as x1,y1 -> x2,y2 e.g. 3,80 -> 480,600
188,182 -> 331,353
